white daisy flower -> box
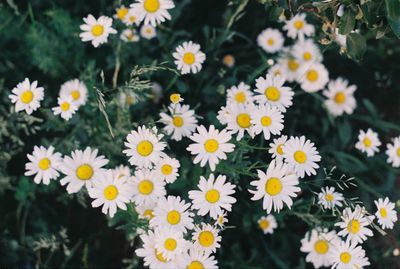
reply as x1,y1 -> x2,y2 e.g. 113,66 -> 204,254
112,165 -> 131,180
59,147 -> 109,193
123,8 -> 140,26
154,156 -> 180,183
114,6 -> 129,21
120,29 -> 140,42
123,126 -> 166,168
269,63 -> 285,79
79,15 -> 117,47
52,95 -> 78,121
386,136 -> 400,167
192,223 -> 221,254
298,62 -> 329,93
254,73 -> 294,112
355,128 -> 381,157
169,93 -> 183,104
226,82 -> 253,105
159,103 -> 198,141
223,103 -> 255,141
300,229 -> 340,269
135,200 -> 157,220
278,57 -> 301,82
329,240 -> 370,269
374,197 -> 398,229
334,27 -> 347,48
186,125 -> 235,171
283,13 -> 315,40
177,245 -> 218,269
283,136 -> 321,178
25,145 -> 62,185
215,211 -> 228,228
323,77 -> 357,117
59,79 -> 88,107
250,104 -> 284,140
140,24 -> 157,39
292,39 -> 322,63
173,41 -> 206,75
249,159 -> 300,213
268,135 -> 288,162
257,28 -> 284,53
216,106 -> 229,125
9,78 -> 44,115
222,54 -> 235,68
154,227 -> 187,261
317,186 -> 344,209
130,0 -> 175,26
150,195 -> 194,233
189,173 -> 236,219
335,205 -> 375,244
258,215 -> 278,234
131,168 -> 166,205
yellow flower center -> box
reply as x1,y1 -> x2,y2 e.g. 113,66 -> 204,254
198,231 -> 214,247
261,116 -> 272,127
155,250 -> 167,262
334,92 -> 346,104
91,25 -> 104,37
380,208 -> 388,218
303,52 -> 312,61
306,70 -> 319,82
144,0 -> 160,13
116,7 -> 129,20
20,90 -> 34,104
136,140 -> 153,156
397,148 -> 400,157
166,210 -> 181,225
187,261 -> 204,269
340,252 -> 351,264
294,20 -> 304,29
294,150 -> 307,164
76,164 -> 94,180
126,95 -> 135,105
314,240 -> 329,254
204,139 -> 219,153
164,238 -> 177,251
325,193 -> 334,202
143,209 -> 154,219
173,116 -> 184,127
103,185 -> 119,200
347,219 -> 361,234
205,189 -> 220,203
236,113 -> 251,128
183,52 -> 196,65
363,137 -> 372,147
267,38 -> 275,46
288,59 -> 299,71
234,92 -> 246,103
264,86 -> 281,101
265,177 -> 282,196
259,219 -> 269,230
71,90 -> 80,100
60,102 -> 70,111
161,164 -> 173,175
38,158 -> 51,170
138,180 -> 154,195
276,144 -> 284,155
129,15 -> 136,22
170,93 -> 181,103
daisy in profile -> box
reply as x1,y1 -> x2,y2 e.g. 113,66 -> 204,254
298,62 -> 329,93
79,15 -> 117,47
150,195 -> 194,233
59,79 -> 88,107
355,129 -> 381,157
130,0 -> 175,26
177,245 -> 218,269
283,136 -> 321,178
123,126 -> 166,168
386,136 -> 400,167
59,147 -> 108,193
222,54 -> 235,68
249,159 -> 300,213
131,168 -> 166,205
52,95 -> 78,121
257,28 -> 284,53
283,13 -> 315,40
215,212 -> 228,228
223,103 -> 255,141
114,5 -> 129,21
173,41 -> 206,75
192,223 -> 221,254
216,106 -> 229,125
323,77 -> 357,117
159,103 -> 198,141
25,145 -> 62,185
374,197 -> 398,229
186,125 -> 235,171
140,24 -> 157,39
317,186 -> 344,210
269,63 -> 285,78
258,215 -> 277,234
189,174 -> 236,219
9,78 -> 44,114
251,104 -> 284,140
135,200 -> 157,220
292,39 -> 322,63
268,135 -> 288,162
123,8 -> 140,26
87,170 -> 132,217
112,165 -> 131,181
120,29 -> 140,42
154,227 -> 188,261
335,206 -> 374,244
278,57 -> 301,82
254,73 -> 294,112
300,229 -> 339,269
329,240 -> 370,269
154,156 -> 180,183
226,82 -> 253,105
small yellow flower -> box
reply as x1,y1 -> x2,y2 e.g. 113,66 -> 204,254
170,93 -> 183,104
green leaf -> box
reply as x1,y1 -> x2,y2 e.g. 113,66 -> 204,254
14,177 -> 35,202
346,33 -> 367,62
385,0 -> 400,37
339,9 -> 356,35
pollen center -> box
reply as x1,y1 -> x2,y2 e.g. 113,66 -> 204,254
117,8 -> 128,20
198,231 -> 214,247
236,113 -> 251,128
103,185 -> 119,200
60,102 -> 70,111
294,20 -> 304,29
155,250 -> 167,262
205,189 -> 220,203
276,144 -> 284,155
204,139 -> 219,153
71,90 -> 80,100
76,164 -> 94,180
187,261 -> 204,269
380,208 -> 387,218
38,158 -> 51,170
363,138 -> 372,147
259,219 -> 269,230
267,38 -> 275,46
161,164 -> 173,175
166,210 -> 181,225
91,25 -> 104,37
265,86 -> 281,101
138,180 -> 154,195
144,0 -> 160,13
347,219 -> 361,234
294,150 -> 307,163
325,193 -> 334,202
20,90 -> 34,104
261,116 -> 272,127
306,70 -> 319,82
136,140 -> 154,156
235,92 -> 246,103
334,92 -> 346,104
314,240 -> 329,254
265,177 -> 282,196
340,252 -> 351,264
183,52 -> 196,65
143,209 -> 154,219
288,59 -> 299,71
173,116 -> 184,127
303,52 -> 312,61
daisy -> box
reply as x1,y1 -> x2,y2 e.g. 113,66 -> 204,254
258,215 -> 277,234
374,197 -> 398,229
79,15 -> 117,47
215,212 -> 228,228
87,170 -> 132,217
140,24 -> 157,39
118,91 -> 139,107
298,62 -> 329,93
130,0 -> 175,26
154,227 -> 187,261
323,77 -> 357,117
222,54 -> 235,68
355,129 -> 381,157
216,106 -> 229,125
254,73 -> 294,112
192,223 -> 221,254
223,103 -> 255,141
123,126 -> 166,168
59,147 -> 109,193
300,229 -> 339,269
25,145 -> 62,185
154,156 -> 180,183
159,103 -> 198,141
249,159 -> 300,213
186,125 -> 235,171
257,28 -> 284,53
9,78 -> 44,114
292,39 -> 322,63
335,206 -> 374,244
59,79 -> 88,107
123,8 -> 140,26
131,168 -> 166,205
283,136 -> 321,178
177,246 -> 218,269
386,136 -> 400,167
278,56 -> 301,82
52,95 -> 78,121
226,82 -> 253,105
173,41 -> 206,75
251,104 -> 284,140
120,29 -> 140,42
189,173 -> 236,219
330,240 -> 370,269
169,93 -> 183,104
114,5 -> 129,21
268,63 -> 285,78
135,200 -> 157,220
150,195 -> 194,233
283,13 -> 315,40
268,135 -> 288,162
317,186 -> 344,209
